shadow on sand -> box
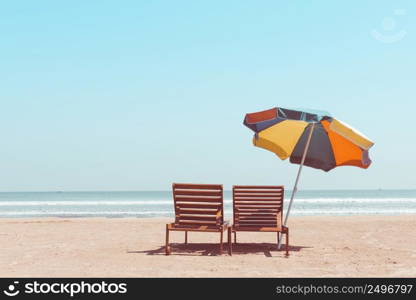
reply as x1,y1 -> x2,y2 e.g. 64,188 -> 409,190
128,243 -> 311,257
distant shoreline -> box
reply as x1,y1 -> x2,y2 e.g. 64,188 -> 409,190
1,212 -> 416,219
1,188 -> 416,193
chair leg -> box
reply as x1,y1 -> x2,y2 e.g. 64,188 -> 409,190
185,231 -> 188,244
285,228 -> 289,257
234,231 -> 237,244
277,232 -> 281,246
219,230 -> 223,255
165,224 -> 171,255
228,227 -> 232,256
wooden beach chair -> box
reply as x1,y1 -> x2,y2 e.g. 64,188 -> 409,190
228,185 -> 289,256
165,183 -> 229,255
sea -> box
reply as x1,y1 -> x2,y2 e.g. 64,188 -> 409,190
0,190 -> 415,218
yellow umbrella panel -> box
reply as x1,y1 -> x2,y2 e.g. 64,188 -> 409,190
253,120 -> 309,160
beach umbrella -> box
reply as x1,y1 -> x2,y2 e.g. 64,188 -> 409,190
243,107 -> 374,249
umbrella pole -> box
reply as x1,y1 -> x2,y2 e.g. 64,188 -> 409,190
278,122 -> 315,250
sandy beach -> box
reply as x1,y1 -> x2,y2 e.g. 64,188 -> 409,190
0,215 -> 415,277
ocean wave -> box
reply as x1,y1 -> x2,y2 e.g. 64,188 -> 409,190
0,208 -> 416,217
290,208 -> 416,215
0,198 -> 415,206
0,211 -> 173,216
0,200 -> 174,206
289,198 -> 416,203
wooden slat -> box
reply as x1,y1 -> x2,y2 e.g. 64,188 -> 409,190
236,208 -> 281,212
232,226 -> 281,232
234,191 -> 283,194
178,209 -> 218,215
234,193 -> 281,196
236,213 -> 278,217
174,190 -> 222,196
176,203 -> 221,209
179,215 -> 218,221
237,218 -> 277,223
234,193 -> 283,200
237,209 -> 280,212
237,211 -> 278,214
237,227 -> 278,230
235,196 -> 282,198
237,221 -> 278,224
237,219 -> 278,223
238,222 -> 277,227
175,196 -> 222,203
235,205 -> 280,209
236,206 -> 281,210
235,199 -> 280,202
233,185 -> 283,189
235,204 -> 281,208
170,228 -> 221,232
237,216 -> 278,220
178,221 -> 217,226
236,204 -> 279,206
237,212 -> 279,216
174,183 -> 222,190
237,222 -> 278,226
169,224 -> 223,232
235,202 -> 280,205
234,198 -> 282,205
235,191 -> 282,193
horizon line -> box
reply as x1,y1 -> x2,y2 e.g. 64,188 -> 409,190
0,188 -> 415,193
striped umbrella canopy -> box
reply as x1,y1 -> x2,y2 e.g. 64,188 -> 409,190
243,107 -> 374,249
244,107 -> 374,171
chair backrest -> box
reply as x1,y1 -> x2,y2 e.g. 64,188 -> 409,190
233,185 -> 284,230
173,183 -> 224,227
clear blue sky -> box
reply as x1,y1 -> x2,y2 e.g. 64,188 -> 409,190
0,1 -> 415,191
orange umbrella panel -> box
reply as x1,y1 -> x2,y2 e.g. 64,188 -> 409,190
321,120 -> 371,169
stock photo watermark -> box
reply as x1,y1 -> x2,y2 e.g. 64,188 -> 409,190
3,281 -> 20,297
2,280 -> 127,297
371,9 -> 407,43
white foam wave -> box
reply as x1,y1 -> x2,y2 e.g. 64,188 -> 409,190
290,208 -> 416,215
223,208 -> 416,215
0,208 -> 415,217
288,198 -> 416,203
0,211 -> 172,216
0,198 -> 415,206
0,200 -> 173,206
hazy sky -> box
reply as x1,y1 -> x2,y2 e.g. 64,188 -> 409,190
1,1 -> 415,191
